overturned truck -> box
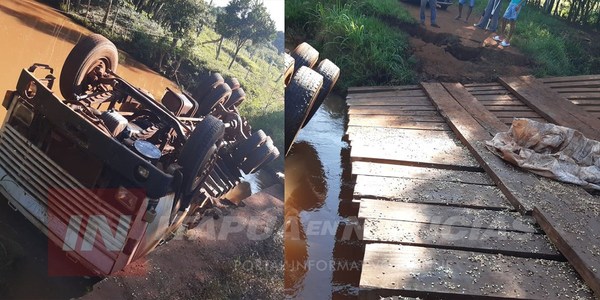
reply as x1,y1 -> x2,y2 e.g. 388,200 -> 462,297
0,34 -> 278,275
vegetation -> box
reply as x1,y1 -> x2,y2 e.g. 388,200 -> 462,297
54,0 -> 284,170
286,0 -> 417,91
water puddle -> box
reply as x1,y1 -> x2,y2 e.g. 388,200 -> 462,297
285,94 -> 362,298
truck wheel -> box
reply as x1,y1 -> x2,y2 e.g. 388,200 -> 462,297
285,66 -> 323,155
240,138 -> 277,174
255,140 -> 280,170
60,34 -> 118,101
193,73 -> 224,100
233,130 -> 267,163
291,42 -> 319,70
302,59 -> 340,127
225,77 -> 240,90
224,88 -> 246,109
284,53 -> 295,86
198,83 -> 232,116
179,116 -> 224,197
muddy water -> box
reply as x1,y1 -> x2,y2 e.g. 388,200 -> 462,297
0,0 -> 178,122
285,94 -> 362,298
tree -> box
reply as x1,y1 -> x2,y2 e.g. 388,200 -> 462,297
157,0 -> 208,47
272,31 -> 284,54
214,0 -> 276,69
102,0 -> 113,26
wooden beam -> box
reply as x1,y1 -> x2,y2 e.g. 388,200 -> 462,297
499,76 -> 600,140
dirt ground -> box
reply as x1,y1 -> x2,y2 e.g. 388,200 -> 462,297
81,184 -> 284,300
398,1 -> 533,82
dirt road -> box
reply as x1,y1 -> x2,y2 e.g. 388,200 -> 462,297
398,1 -> 533,82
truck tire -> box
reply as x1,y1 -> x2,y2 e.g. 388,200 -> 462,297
179,116 -> 224,198
255,140 -> 280,171
302,59 -> 340,127
225,77 -> 240,90
240,137 -> 277,174
291,42 -> 319,70
193,73 -> 224,100
284,53 -> 295,86
198,83 -> 232,116
224,88 -> 246,109
60,34 -> 119,101
285,66 -> 323,155
233,130 -> 267,163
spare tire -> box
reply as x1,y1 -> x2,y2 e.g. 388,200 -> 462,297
60,34 -> 119,101
302,59 -> 340,127
290,43 -> 319,70
198,83 -> 232,116
285,66 -> 323,155
179,116 -> 224,199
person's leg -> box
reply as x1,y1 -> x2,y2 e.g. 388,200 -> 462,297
420,0 -> 427,24
465,0 -> 475,21
456,0 -> 464,19
476,0 -> 494,28
489,0 -> 502,32
494,17 -> 507,40
505,20 -> 516,43
430,0 -> 439,26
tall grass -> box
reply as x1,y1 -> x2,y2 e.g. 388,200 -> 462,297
287,0 -> 417,91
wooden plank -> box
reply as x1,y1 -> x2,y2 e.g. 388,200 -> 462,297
346,89 -> 426,99
359,244 -> 593,299
347,85 -> 420,93
542,80 -> 600,88
348,119 -> 448,131
348,107 -> 437,115
464,85 -> 506,92
351,162 -> 494,185
569,99 -> 600,105
469,90 -> 511,95
476,95 -> 520,101
560,92 -> 600,99
354,176 -> 511,209
349,115 -> 444,124
492,111 -> 543,118
358,199 -> 537,232
363,219 -> 561,259
442,83 -> 507,131
424,81 -> 600,295
464,82 -> 502,87
350,144 -> 478,169
499,76 -> 600,141
347,127 -> 479,169
484,105 -> 533,111
553,87 -> 600,93
346,97 -> 431,106
540,74 -> 600,83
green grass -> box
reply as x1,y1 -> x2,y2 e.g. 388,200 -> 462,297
286,0 -> 417,91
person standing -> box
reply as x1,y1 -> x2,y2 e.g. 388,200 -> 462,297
474,0 -> 504,32
493,0 -> 526,47
421,0 -> 440,27
455,0 -> 475,22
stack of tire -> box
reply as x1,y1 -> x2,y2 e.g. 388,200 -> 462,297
285,42 -> 340,155
192,74 -> 279,199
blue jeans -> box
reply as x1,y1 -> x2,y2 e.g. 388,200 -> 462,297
420,0 -> 437,24
476,0 -> 502,31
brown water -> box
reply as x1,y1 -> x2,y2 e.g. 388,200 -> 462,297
0,1 -> 271,298
285,94 -> 363,298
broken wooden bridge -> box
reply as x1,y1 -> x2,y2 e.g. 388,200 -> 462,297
346,75 -> 600,299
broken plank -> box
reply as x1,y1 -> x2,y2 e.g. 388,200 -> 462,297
354,176 -> 511,210
359,243 -> 592,299
358,200 -> 536,232
351,162 -> 494,185
362,219 -> 561,259
499,76 -> 600,141
348,107 -> 437,115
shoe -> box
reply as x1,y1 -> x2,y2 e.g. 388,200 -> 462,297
473,23 -> 479,27
493,35 -> 502,41
431,23 -> 440,28
500,40 -> 510,47
455,15 -> 461,20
